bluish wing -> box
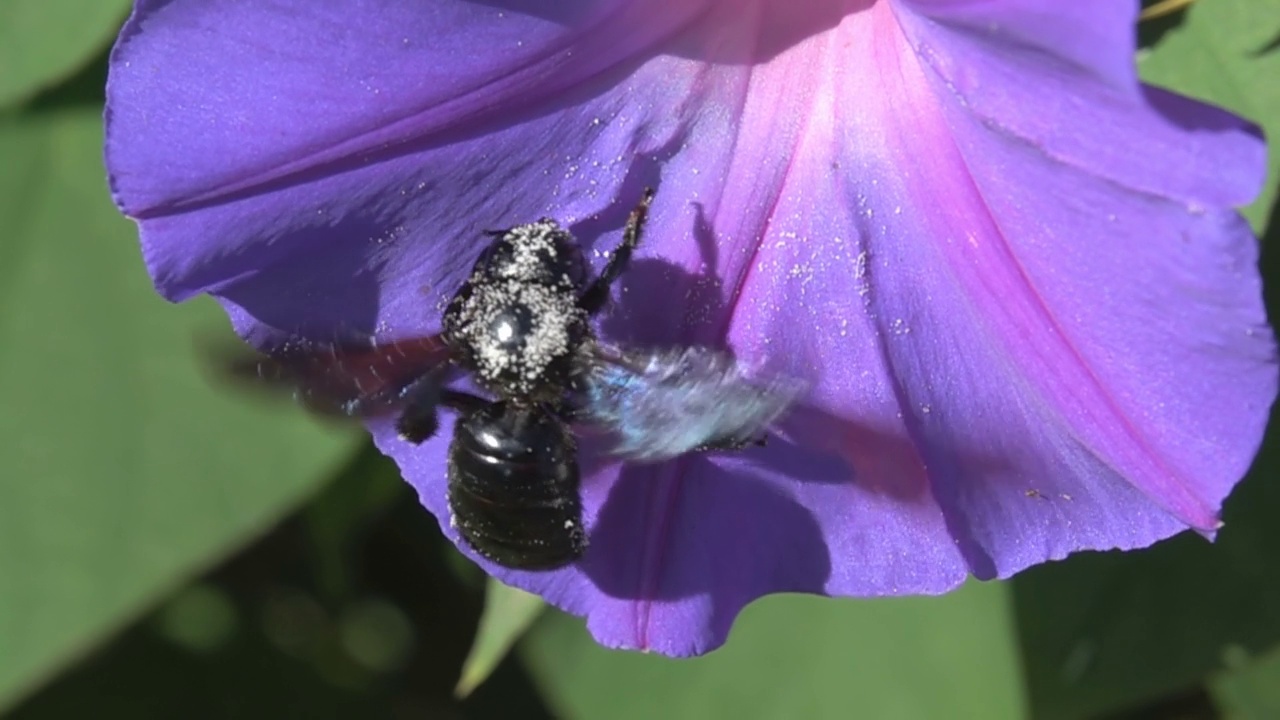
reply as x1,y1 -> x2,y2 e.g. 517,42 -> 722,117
578,345 -> 803,462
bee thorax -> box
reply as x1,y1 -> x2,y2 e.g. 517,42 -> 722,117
446,279 -> 585,398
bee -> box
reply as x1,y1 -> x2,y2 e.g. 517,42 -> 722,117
221,189 -> 800,570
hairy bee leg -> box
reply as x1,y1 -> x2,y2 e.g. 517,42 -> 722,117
395,371 -> 449,443
397,379 -> 493,444
438,389 -> 491,413
579,187 -> 655,316
693,434 -> 768,454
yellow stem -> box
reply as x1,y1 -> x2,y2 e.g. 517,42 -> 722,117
1139,0 -> 1199,21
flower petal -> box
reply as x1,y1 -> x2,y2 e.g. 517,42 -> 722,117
891,0 -> 1273,535
107,0 -> 706,305
106,0 -> 1275,658
900,0 -> 1141,92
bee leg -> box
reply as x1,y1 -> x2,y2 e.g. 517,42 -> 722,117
397,381 -> 493,443
579,187 -> 655,316
395,372 -> 448,443
693,434 -> 768,454
438,389 -> 490,413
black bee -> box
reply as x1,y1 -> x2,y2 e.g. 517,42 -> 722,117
221,189 -> 799,570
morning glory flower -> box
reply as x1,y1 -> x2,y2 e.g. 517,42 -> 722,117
106,0 -> 1274,656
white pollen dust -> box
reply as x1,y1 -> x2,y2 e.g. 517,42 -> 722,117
457,279 -> 583,391
495,221 -> 567,285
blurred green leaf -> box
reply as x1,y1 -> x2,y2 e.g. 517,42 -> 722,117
0,110 -> 359,711
523,582 -> 1023,720
1137,0 -> 1280,231
1017,177 -> 1280,715
1014,482 -> 1280,720
338,598 -> 415,674
1016,199 -> 1280,718
0,1 -> 129,109
1212,645 -> 1280,719
9,470 -> 552,720
153,583 -> 238,655
456,579 -> 546,698
302,444 -> 407,601
1012,7 -> 1280,718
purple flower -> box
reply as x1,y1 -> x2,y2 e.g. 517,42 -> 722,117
106,0 -> 1274,656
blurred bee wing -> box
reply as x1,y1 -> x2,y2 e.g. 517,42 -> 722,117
578,345 -> 804,462
201,333 -> 453,418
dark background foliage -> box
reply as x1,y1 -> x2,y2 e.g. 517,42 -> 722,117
0,1 -> 1277,718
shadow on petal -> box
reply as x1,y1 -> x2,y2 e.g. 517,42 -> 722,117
216,214 -> 391,340
1140,85 -> 1265,137
567,139 -> 682,259
595,197 -> 732,348
583,457 -> 832,639
770,407 -> 930,500
473,0 -> 871,65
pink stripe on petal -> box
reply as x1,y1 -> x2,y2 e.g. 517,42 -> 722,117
880,5 -> 1266,531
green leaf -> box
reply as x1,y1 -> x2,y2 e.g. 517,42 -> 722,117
301,444 -> 408,602
522,582 -> 1024,720
455,579 -> 546,698
1137,0 -> 1280,231
1014,511 -> 1280,718
0,1 -> 130,109
1212,645 -> 1280,719
1014,389 -> 1280,719
1013,8 -> 1280,717
0,110 -> 360,711
1016,166 -> 1280,715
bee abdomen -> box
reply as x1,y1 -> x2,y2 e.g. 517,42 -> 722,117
446,404 -> 585,570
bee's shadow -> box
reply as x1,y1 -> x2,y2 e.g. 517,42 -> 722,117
210,178 -> 1010,598
590,198 -> 959,498
215,212 -> 390,342
576,197 -> 1015,603
580,455 -> 832,635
